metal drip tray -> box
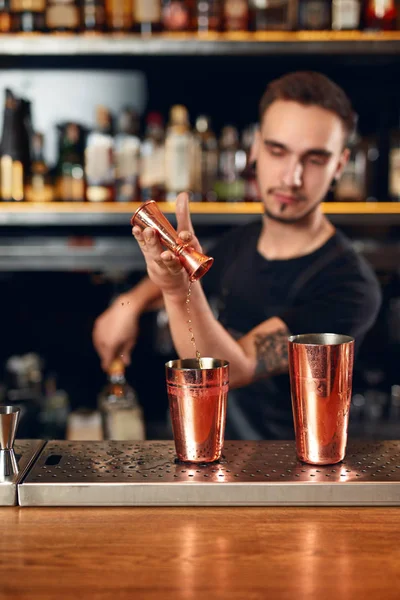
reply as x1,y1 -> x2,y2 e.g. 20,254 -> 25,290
18,440 -> 400,506
0,440 -> 45,505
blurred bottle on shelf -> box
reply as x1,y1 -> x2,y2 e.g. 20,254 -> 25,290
331,0 -> 361,29
363,0 -> 397,29
133,0 -> 162,33
114,107 -> 141,202
241,123 -> 259,202
334,134 -> 377,202
140,111 -> 166,202
81,0 -> 106,32
46,0 -> 80,31
192,115 -> 219,202
106,0 -> 132,31
388,116 -> 400,201
214,125 -> 246,201
0,0 -> 12,32
249,0 -> 297,30
85,106 -> 114,202
40,374 -> 70,440
297,0 -> 331,29
25,132 -> 54,202
196,0 -> 223,31
56,122 -> 85,202
98,358 -> 146,440
223,0 -> 249,30
161,0 -> 194,31
0,89 -> 25,202
11,0 -> 45,31
165,104 -> 195,201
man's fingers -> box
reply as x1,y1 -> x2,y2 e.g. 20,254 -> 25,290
161,251 -> 183,275
176,192 -> 195,235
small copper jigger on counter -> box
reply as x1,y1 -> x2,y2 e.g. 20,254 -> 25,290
131,200 -> 214,282
0,406 -> 20,479
165,358 -> 229,463
288,334 -> 354,466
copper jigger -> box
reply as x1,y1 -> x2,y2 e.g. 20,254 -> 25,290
288,334 -> 354,466
165,358 -> 229,463
131,200 -> 214,282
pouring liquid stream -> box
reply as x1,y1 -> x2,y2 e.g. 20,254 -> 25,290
186,281 -> 203,369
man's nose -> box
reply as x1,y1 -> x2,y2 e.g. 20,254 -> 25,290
281,160 -> 303,188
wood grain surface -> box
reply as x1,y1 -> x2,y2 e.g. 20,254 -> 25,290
0,507 -> 399,599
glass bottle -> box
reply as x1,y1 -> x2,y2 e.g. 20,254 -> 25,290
114,107 -> 141,203
85,106 -> 114,202
164,104 -> 195,201
389,118 -> 400,202
0,0 -> 12,32
161,0 -> 194,30
11,0 -> 45,31
214,125 -> 246,202
81,0 -> 105,31
46,0 -> 80,31
223,0 -> 249,31
249,0 -> 297,30
106,0 -> 132,31
98,358 -> 146,441
297,0 -> 332,29
192,115 -> 219,202
133,0 -> 162,33
331,0 -> 360,29
0,90 -> 25,203
363,0 -> 397,29
241,124 -> 259,202
25,133 -> 54,203
196,0 -> 223,32
140,111 -> 166,202
56,123 -> 85,202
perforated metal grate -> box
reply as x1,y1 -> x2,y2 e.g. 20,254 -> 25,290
18,440 -> 400,506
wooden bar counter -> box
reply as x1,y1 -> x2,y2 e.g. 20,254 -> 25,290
1,507 -> 400,599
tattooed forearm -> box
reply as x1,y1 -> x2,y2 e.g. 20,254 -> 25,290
254,327 -> 290,379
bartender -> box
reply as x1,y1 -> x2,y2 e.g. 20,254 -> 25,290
93,70 -> 381,440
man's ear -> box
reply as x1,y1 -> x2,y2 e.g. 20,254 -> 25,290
334,147 -> 351,181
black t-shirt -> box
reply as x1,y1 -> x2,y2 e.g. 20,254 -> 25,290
202,220 -> 382,440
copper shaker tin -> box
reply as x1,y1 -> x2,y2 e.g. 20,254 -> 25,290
165,358 -> 229,463
131,200 -> 214,281
288,334 -> 354,465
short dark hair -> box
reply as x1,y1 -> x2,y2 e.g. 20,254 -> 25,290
259,71 -> 357,146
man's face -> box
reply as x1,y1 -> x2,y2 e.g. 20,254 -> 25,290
253,100 -> 349,224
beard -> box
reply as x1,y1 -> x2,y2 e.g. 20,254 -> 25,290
263,193 -> 323,224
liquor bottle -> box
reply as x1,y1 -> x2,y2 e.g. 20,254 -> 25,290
331,0 -> 360,29
334,134 -> 367,202
0,0 -> 12,32
297,0 -> 331,29
106,0 -> 132,31
191,115 -> 218,202
0,90 -> 25,202
133,0 -> 162,34
85,106 -> 114,202
46,0 -> 80,31
241,124 -> 259,202
249,0 -> 297,30
81,0 -> 105,31
223,0 -> 249,30
25,133 -> 54,203
196,0 -> 223,32
140,111 -> 166,202
164,104 -> 195,201
161,0 -> 194,31
214,125 -> 246,202
389,119 -> 400,202
98,358 -> 146,441
114,107 -> 141,203
56,122 -> 85,202
11,0 -> 45,31
363,0 -> 397,30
